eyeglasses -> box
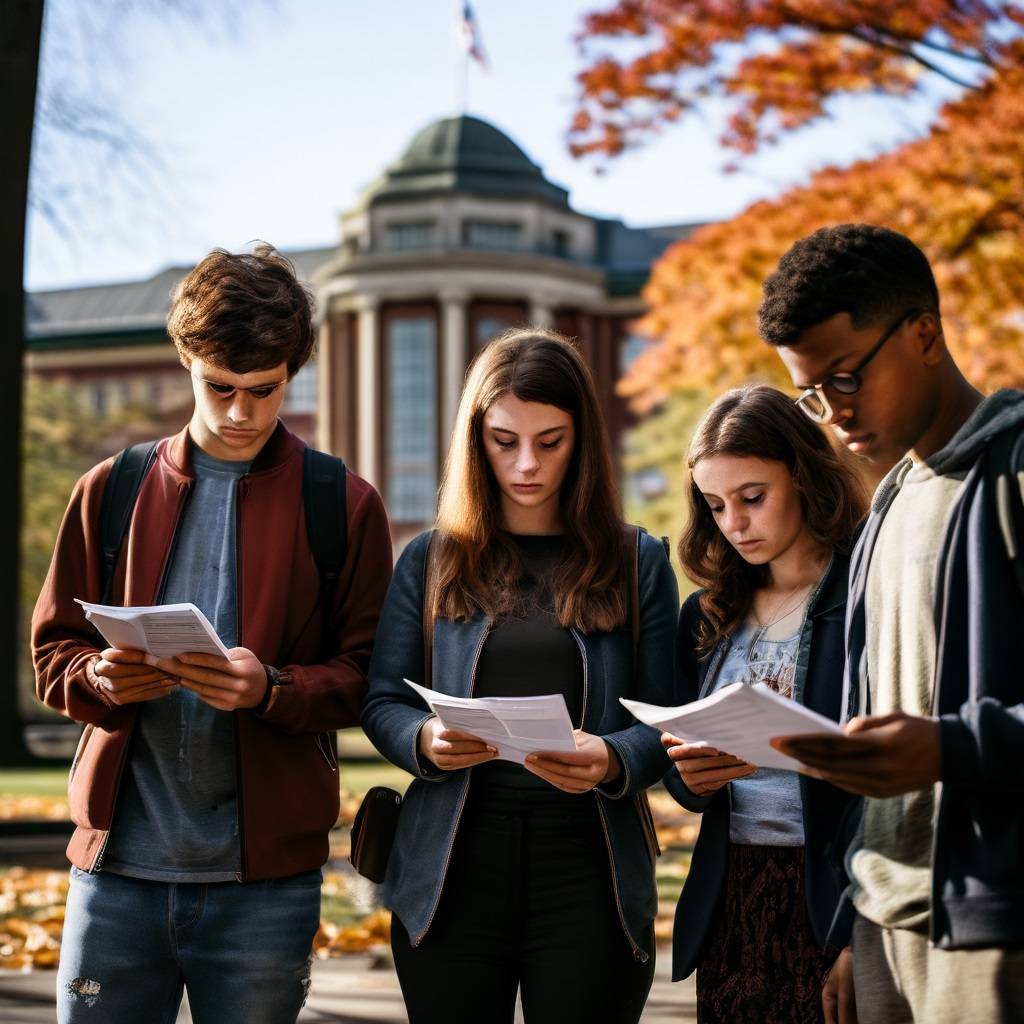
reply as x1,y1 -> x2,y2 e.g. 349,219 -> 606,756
794,309 -> 924,423
192,375 -> 287,401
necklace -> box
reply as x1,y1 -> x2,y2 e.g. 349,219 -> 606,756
746,581 -> 814,657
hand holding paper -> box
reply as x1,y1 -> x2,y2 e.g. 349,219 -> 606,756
660,733 -> 757,796
621,681 -> 843,772
90,647 -> 178,706
76,600 -> 231,659
405,679 -> 577,766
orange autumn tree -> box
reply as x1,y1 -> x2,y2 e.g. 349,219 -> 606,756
569,2 -> 1024,410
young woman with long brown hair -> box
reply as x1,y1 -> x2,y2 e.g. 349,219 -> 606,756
664,385 -> 866,1024
362,329 -> 678,1024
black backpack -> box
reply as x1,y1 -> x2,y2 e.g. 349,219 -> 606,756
97,441 -> 347,646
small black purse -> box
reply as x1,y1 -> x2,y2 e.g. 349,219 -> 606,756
349,786 -> 402,883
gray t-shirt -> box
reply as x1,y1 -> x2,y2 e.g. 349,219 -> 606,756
714,622 -> 805,846
103,445 -> 251,882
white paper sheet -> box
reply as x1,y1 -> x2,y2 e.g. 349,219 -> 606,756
620,681 -> 842,771
404,679 -> 577,765
75,600 -> 231,660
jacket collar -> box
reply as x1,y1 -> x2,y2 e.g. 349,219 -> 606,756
809,548 -> 850,619
162,419 -> 301,479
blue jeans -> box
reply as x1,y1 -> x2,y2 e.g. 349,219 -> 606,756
57,867 -> 322,1024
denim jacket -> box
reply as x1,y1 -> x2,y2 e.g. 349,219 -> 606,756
361,529 -> 679,961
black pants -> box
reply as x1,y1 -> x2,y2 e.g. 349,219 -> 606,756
391,783 -> 655,1024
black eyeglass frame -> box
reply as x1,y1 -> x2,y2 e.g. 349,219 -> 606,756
794,308 -> 927,423
192,374 -> 288,401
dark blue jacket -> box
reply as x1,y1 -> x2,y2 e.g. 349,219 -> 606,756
361,530 -> 679,961
842,391 -> 1024,950
667,552 -> 860,981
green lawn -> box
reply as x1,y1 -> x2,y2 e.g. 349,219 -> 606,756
0,768 -> 70,797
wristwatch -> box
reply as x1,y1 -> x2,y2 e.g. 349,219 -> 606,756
256,664 -> 283,713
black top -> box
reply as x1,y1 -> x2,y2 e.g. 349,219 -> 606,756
473,533 -> 584,789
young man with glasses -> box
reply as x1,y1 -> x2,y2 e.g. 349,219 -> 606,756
757,224 -> 1024,1024
33,245 -> 392,1022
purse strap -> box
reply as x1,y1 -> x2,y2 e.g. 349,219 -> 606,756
421,531 -> 438,687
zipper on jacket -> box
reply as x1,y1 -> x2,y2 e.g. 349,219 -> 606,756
569,628 -> 589,729
234,476 -> 248,882
569,628 -> 645,960
316,733 -> 339,771
412,619 -> 491,947
92,480 -> 191,874
153,482 -> 193,605
595,797 -> 647,962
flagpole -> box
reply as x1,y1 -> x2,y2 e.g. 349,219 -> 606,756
452,0 -> 468,115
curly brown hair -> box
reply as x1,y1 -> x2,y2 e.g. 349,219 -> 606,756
432,329 -> 627,632
678,385 -> 867,654
167,243 -> 315,376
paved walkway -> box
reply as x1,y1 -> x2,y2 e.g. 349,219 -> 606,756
0,951 -> 696,1022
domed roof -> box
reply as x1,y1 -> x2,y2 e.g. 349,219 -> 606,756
362,115 -> 569,208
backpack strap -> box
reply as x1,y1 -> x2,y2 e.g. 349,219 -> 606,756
98,441 -> 159,604
302,448 -> 348,654
625,524 -> 642,683
624,524 -> 671,689
988,426 -> 1024,599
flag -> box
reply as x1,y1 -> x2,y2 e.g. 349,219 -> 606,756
456,2 -> 489,71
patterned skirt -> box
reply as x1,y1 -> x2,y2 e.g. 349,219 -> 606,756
696,843 -> 834,1024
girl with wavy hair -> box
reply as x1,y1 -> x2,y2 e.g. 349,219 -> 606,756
362,329 -> 678,1024
664,385 -> 866,1024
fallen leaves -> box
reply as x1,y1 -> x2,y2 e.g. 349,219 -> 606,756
0,787 -> 705,971
0,869 -> 67,970
0,796 -> 69,821
313,910 -> 391,958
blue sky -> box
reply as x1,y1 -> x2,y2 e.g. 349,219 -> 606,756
25,0 -> 959,292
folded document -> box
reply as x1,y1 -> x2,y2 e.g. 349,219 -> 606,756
621,681 -> 842,771
75,600 -> 231,660
404,679 -> 577,765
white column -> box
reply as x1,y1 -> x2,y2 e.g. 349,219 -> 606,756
314,317 -> 334,454
356,299 -> 380,489
530,294 -> 554,330
440,290 -> 469,445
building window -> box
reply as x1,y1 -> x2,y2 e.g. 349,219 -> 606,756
387,316 -> 437,522
283,363 -> 317,413
384,221 -> 435,251
552,229 -> 570,257
628,466 -> 669,504
620,335 -> 648,375
463,220 -> 523,250
474,316 -> 516,349
88,383 -> 107,417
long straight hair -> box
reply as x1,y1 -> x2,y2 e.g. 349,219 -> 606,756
679,385 -> 867,654
433,329 -> 627,632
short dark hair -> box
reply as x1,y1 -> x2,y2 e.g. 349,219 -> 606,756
168,243 -> 315,375
758,224 -> 940,346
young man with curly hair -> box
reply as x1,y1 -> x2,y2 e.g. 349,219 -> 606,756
759,224 -> 1024,1024
33,245 -> 392,1023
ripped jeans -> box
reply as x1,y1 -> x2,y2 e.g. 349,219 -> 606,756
57,866 -> 322,1024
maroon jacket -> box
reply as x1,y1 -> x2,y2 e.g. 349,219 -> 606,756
31,422 -> 392,879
